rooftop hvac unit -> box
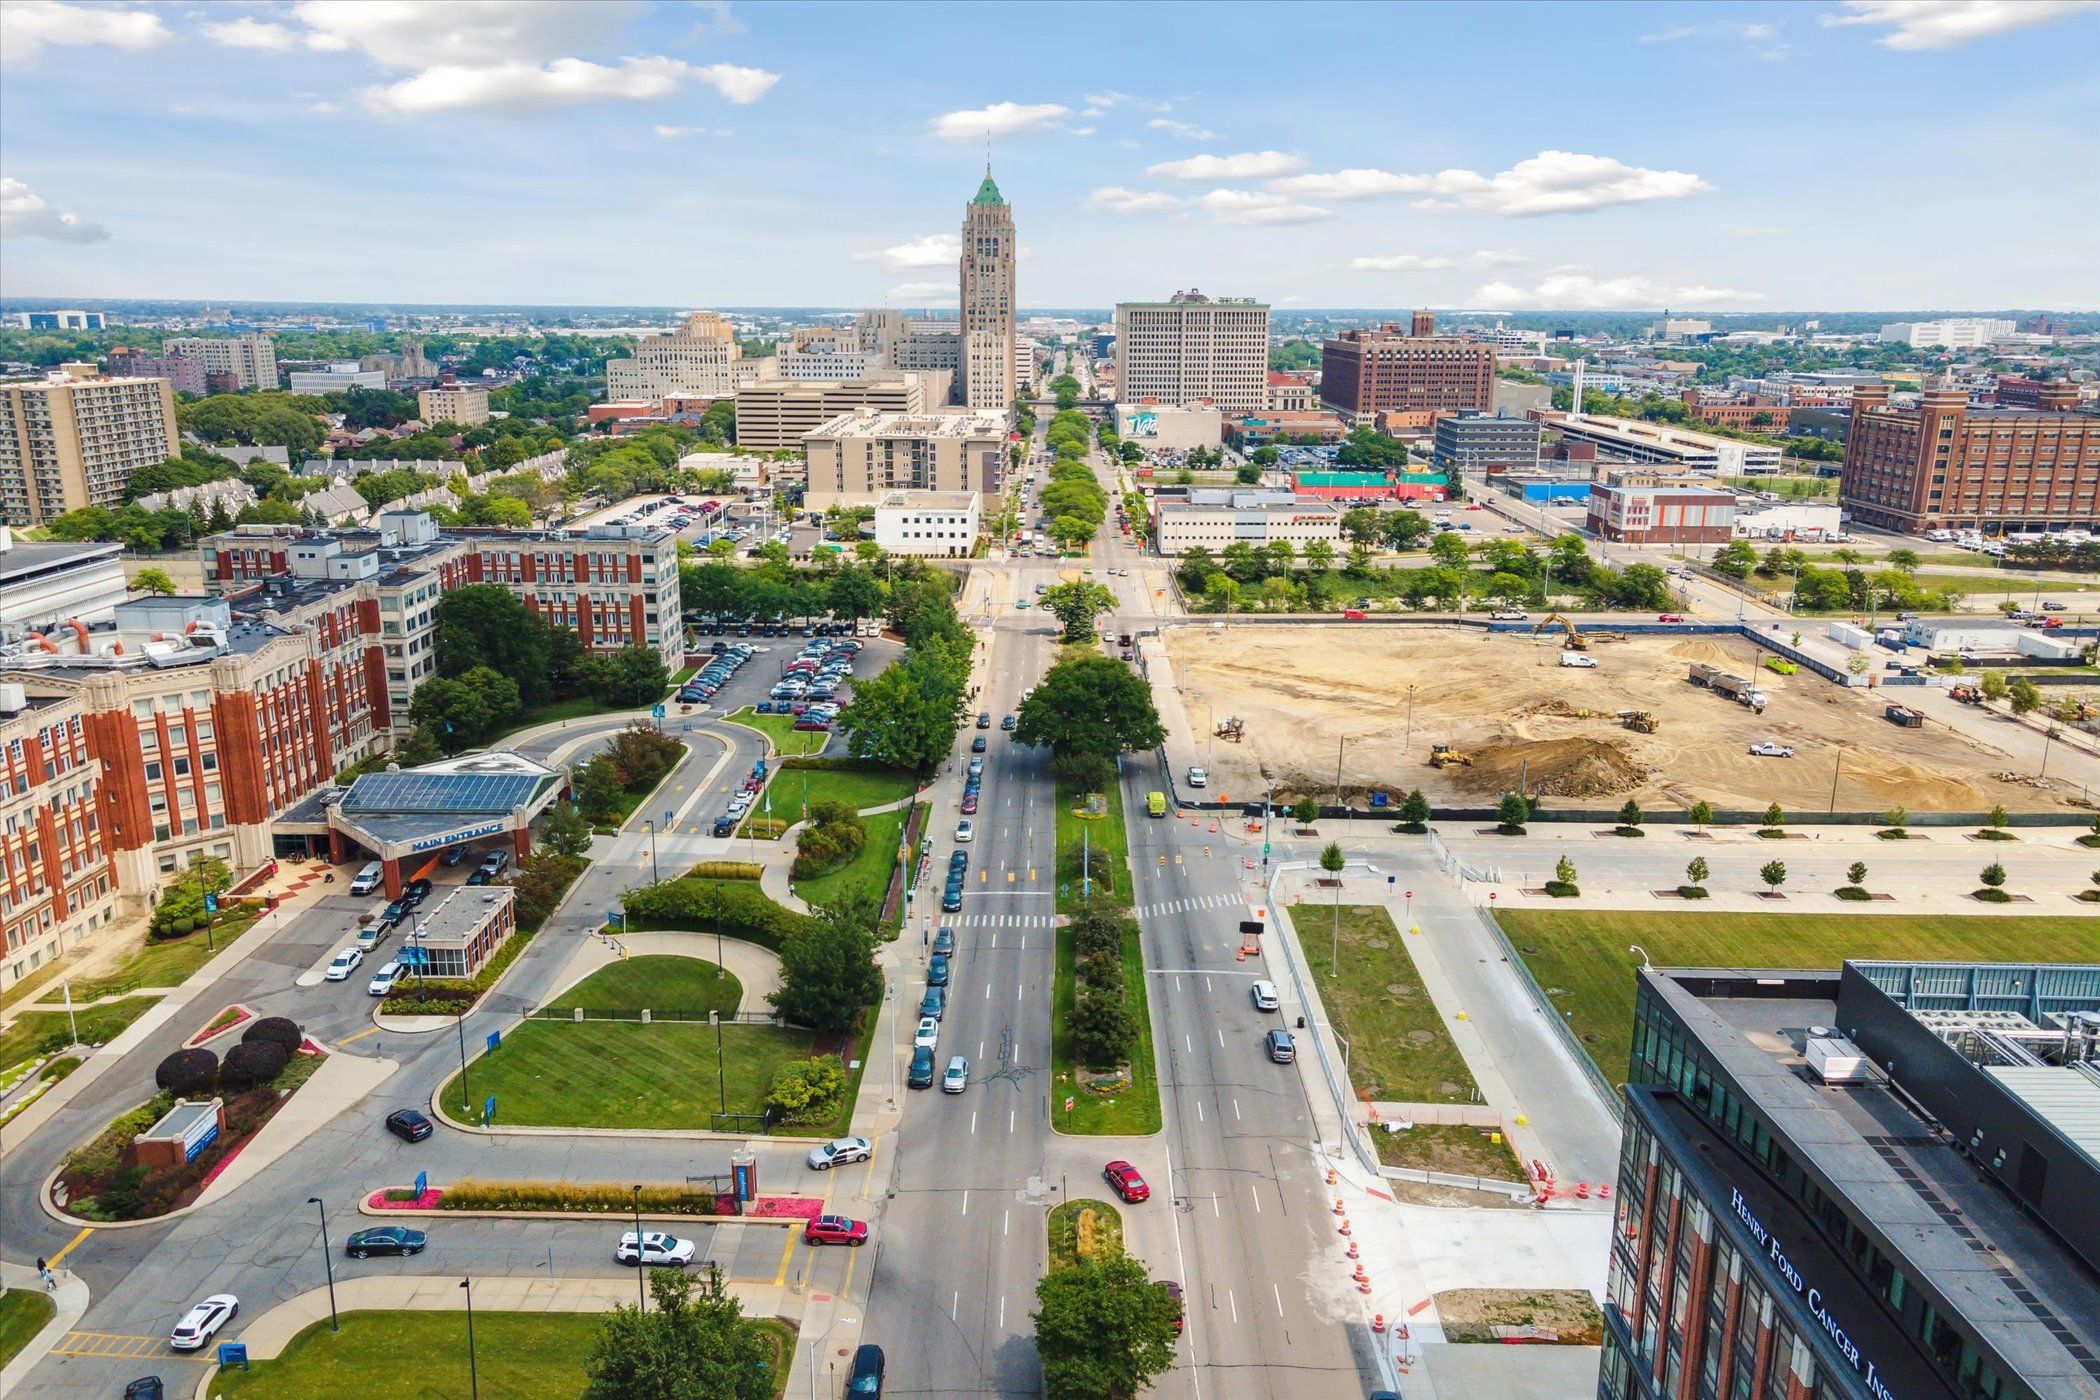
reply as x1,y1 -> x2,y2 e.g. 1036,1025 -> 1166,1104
1807,1037 -> 1870,1084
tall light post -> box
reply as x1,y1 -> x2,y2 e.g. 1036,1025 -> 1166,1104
807,1313 -> 860,1400
456,1005 -> 472,1115
306,1197 -> 338,1332
460,1276 -> 479,1400
643,820 -> 659,885
631,1185 -> 647,1312
711,1010 -> 727,1117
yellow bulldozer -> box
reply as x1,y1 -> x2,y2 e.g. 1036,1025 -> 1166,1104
1429,743 -> 1473,768
1531,612 -> 1587,650
1621,710 -> 1660,734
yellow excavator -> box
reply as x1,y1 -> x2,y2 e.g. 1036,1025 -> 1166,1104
1429,743 -> 1473,768
1531,612 -> 1587,650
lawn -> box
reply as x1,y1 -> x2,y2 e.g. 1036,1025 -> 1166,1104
1370,1121 -> 1527,1182
0,995 -> 161,1070
1298,905 -> 1480,1104
794,804 -> 909,915
750,1317 -> 797,1399
777,761 -> 918,815
1497,909 -> 2100,1088
489,694 -> 621,746
213,1310 -> 603,1400
1050,778 -> 1161,1136
725,707 -> 829,758
0,1288 -> 55,1371
546,955 -> 743,1019
35,915 -> 261,1006
441,1018 -> 827,1131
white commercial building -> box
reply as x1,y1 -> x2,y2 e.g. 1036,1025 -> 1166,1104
416,384 -> 490,427
1878,319 -> 2016,350
1114,291 -> 1270,414
163,334 -> 277,390
605,311 -> 740,402
1113,402 -> 1223,451
1153,499 -> 1342,556
1538,412 -> 1782,474
287,363 -> 387,394
872,489 -> 981,557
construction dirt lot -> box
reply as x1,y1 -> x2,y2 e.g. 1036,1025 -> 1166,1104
1164,625 -> 2085,815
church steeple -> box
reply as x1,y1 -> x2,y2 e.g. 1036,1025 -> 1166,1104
971,165 -> 1005,206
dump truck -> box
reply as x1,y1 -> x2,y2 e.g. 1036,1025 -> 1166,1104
1688,662 -> 1722,688
1884,703 -> 1924,728
1711,673 -> 1769,712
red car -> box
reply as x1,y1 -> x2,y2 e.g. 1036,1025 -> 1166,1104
804,1214 -> 868,1246
1657,613 -> 1685,623
1341,609 -> 1367,620
960,793 -> 979,814
1103,1160 -> 1150,1203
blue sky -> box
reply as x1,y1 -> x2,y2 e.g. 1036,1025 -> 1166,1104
3,0 -> 2096,311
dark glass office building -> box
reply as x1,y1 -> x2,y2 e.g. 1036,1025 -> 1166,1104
1599,961 -> 2100,1400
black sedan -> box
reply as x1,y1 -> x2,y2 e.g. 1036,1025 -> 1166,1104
346,1226 -> 427,1259
384,1108 -> 433,1142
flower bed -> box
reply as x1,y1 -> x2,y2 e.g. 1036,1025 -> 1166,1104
363,1181 -> 824,1220
186,1004 -> 253,1048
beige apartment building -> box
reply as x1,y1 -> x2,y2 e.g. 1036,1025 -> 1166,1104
734,373 -> 943,451
1115,291 -> 1270,414
163,333 -> 277,391
0,365 -> 182,525
417,384 -> 491,426
605,311 -> 740,401
801,409 -> 1007,509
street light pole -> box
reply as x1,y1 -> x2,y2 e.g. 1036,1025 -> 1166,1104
306,1197 -> 338,1332
712,1010 -> 727,1116
460,1276 -> 479,1400
644,820 -> 659,884
808,1313 -> 861,1400
631,1185 -> 647,1312
457,1006 -> 472,1115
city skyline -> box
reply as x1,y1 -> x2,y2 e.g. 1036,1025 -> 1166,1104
2,1 -> 2095,311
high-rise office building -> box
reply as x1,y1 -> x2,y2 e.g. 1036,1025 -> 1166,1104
163,334 -> 278,391
1320,313 -> 1495,422
960,169 -> 1017,413
1841,380 -> 2098,535
605,312 -> 740,402
0,365 -> 182,525
1114,291 -> 1271,414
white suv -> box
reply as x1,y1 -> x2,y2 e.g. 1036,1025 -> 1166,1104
1250,980 -> 1280,1012
616,1231 -> 696,1266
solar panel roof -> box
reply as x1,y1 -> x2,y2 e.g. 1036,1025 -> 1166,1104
340,771 -> 548,815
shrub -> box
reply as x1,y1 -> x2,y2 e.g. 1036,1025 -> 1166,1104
438,1179 -> 724,1216
1545,854 -> 1580,898
1071,909 -> 1131,961
688,861 -> 764,881
1979,861 -> 2007,890
1677,885 -> 1710,899
218,1039 -> 290,1091
765,1058 -> 847,1122
155,1048 -> 220,1097
623,876 -> 819,953
242,1016 -> 302,1052
1496,791 -> 1529,834
1846,861 -> 1868,890
1070,988 -> 1139,1071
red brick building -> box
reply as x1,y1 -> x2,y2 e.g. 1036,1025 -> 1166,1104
1840,381 -> 2098,535
1319,313 -> 1495,423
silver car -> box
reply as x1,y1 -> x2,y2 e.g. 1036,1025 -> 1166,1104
806,1136 -> 873,1171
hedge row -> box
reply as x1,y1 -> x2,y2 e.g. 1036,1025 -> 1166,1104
621,875 -> 818,954
437,1178 -> 729,1216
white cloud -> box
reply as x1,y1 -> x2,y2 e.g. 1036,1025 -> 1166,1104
1471,248 -> 1532,268
363,57 -> 741,116
1149,150 -> 1305,181
1148,118 -> 1218,140
0,1 -> 168,66
853,234 -> 960,269
888,280 -> 956,303
655,124 -> 727,138
1818,1 -> 2098,50
929,101 -> 1070,140
288,1 -> 640,67
0,177 -> 111,243
1471,272 -> 1762,310
693,63 -> 779,104
1083,186 -> 1182,214
203,16 -> 298,52
685,1 -> 748,40
1083,90 -> 1170,111
1197,189 -> 1330,225
1278,151 -> 1710,216
1069,126 -> 1097,137
1639,18 -> 1795,58
1351,254 -> 1456,271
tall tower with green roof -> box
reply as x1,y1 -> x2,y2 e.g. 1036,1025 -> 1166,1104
960,164 -> 1016,413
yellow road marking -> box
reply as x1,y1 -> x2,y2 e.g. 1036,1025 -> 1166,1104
840,1242 -> 860,1300
48,1225 -> 92,1267
54,1332 -> 165,1359
771,1223 -> 798,1286
337,1026 -> 381,1045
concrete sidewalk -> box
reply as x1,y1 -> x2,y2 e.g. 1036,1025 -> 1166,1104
0,1260 -> 89,1394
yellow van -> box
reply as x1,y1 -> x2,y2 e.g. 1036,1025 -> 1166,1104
1146,791 -> 1168,818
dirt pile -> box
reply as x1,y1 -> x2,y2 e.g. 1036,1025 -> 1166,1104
1455,737 -> 1648,800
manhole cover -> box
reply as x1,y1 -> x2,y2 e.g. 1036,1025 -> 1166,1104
1434,1081 -> 1465,1097
1365,938 -> 1390,950
1385,984 -> 1412,997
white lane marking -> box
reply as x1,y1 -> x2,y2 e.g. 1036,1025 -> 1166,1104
1228,1288 -> 1238,1324
978,1040 -> 985,1060
962,1189 -> 970,1215
969,1113 -> 978,1136
1195,1099 -> 1204,1122
999,1296 -> 1006,1330
1017,981 -> 1024,1001
1274,1283 -> 1285,1316
1249,1182 -> 1261,1214
1211,1194 -> 1220,1218
952,1292 -> 960,1319
991,932 -> 998,947
1175,976 -> 1182,992
1216,1027 -> 1224,1049
985,982 -> 992,1001
1004,1209 -> 1011,1237
1008,1109 -> 1015,1134
1205,976 -> 1212,993
1233,1098 -> 1241,1121
1184,1034 -> 1192,1053
1021,935 -> 1027,950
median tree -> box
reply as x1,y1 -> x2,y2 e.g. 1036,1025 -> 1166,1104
1034,1252 -> 1183,1400
583,1266 -> 772,1400
1496,791 -> 1529,834
769,895 -> 883,1035
1683,856 -> 1710,898
1041,580 -> 1118,645
1760,859 -> 1788,894
538,799 -> 593,859
1395,788 -> 1431,833
1013,654 -> 1165,791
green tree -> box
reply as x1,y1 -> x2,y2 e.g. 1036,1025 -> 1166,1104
826,566 -> 884,623
1980,670 -> 2009,703
592,644 -> 672,707
1293,796 -> 1319,825
1685,855 -> 1710,890
1497,791 -> 1528,832
1552,854 -> 1579,893
1304,538 -> 1335,574
1428,531 -> 1470,570
1846,860 -> 1869,890
770,899 -> 882,1035
407,666 -> 521,750
433,584 -> 555,707
2009,677 -> 2042,716
130,566 -> 177,596
1070,990 -> 1139,1070
1762,801 -> 1785,831
1617,798 -> 1643,832
1041,580 -> 1118,645
573,756 -> 627,824
1760,859 -> 1788,892
839,649 -> 966,773
1885,548 -> 1920,575
1340,507 -> 1383,548
581,1266 -> 772,1400
1202,573 -> 1240,612
1688,799 -> 1713,833
1985,803 -> 2009,832
1033,1253 -> 1183,1400
1979,860 -> 2007,889
1711,540 -> 1758,579
1884,804 -> 1908,834
1013,655 -> 1165,773
1396,788 -> 1431,832
538,799 -> 593,858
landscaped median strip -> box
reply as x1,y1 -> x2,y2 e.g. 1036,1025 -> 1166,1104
358,1181 -> 826,1223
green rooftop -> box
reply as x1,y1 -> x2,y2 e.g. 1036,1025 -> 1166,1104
971,171 -> 1005,206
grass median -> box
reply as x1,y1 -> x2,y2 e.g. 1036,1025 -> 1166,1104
546,955 -> 743,1020
0,1288 -> 55,1371
1497,909 -> 2100,1088
1297,904 -> 1479,1104
212,1310 -> 600,1399
724,707 -> 828,757
1050,777 -> 1160,1136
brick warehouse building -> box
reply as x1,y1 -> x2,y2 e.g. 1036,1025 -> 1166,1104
1320,311 -> 1496,423
0,509 -> 681,990
1840,380 -> 2098,536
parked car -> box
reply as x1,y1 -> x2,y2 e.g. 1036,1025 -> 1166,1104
441,845 -> 473,867
1102,1160 -> 1151,1203
122,1380 -> 165,1400
1748,741 -> 1795,758
960,793 -> 978,815
928,954 -> 950,987
324,947 -> 363,981
919,986 -> 946,1020
1559,652 -> 1598,669
1657,613 -> 1685,623
932,927 -> 955,955
807,1136 -> 874,1171
346,1226 -> 426,1259
384,1109 -> 433,1143
847,1343 -> 885,1397
366,961 -> 402,997
804,1214 -> 869,1246
1489,609 -> 1529,621
403,877 -> 432,906
1250,980 -> 1279,1012
908,1044 -> 936,1089
942,1056 -> 969,1094
954,819 -> 973,842
1265,1028 -> 1297,1063
168,1294 -> 238,1351
913,1017 -> 940,1051
941,887 -> 963,912
348,862 -> 383,895
1186,766 -> 1207,788
616,1231 -> 697,1267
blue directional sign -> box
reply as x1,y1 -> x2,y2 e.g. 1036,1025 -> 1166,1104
607,911 -> 625,931
414,1169 -> 428,1197
651,704 -> 666,719
486,1030 -> 501,1053
216,1343 -> 249,1370
663,809 -> 674,824
482,1095 -> 497,1126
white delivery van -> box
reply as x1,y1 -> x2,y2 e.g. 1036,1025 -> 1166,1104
348,861 -> 384,895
